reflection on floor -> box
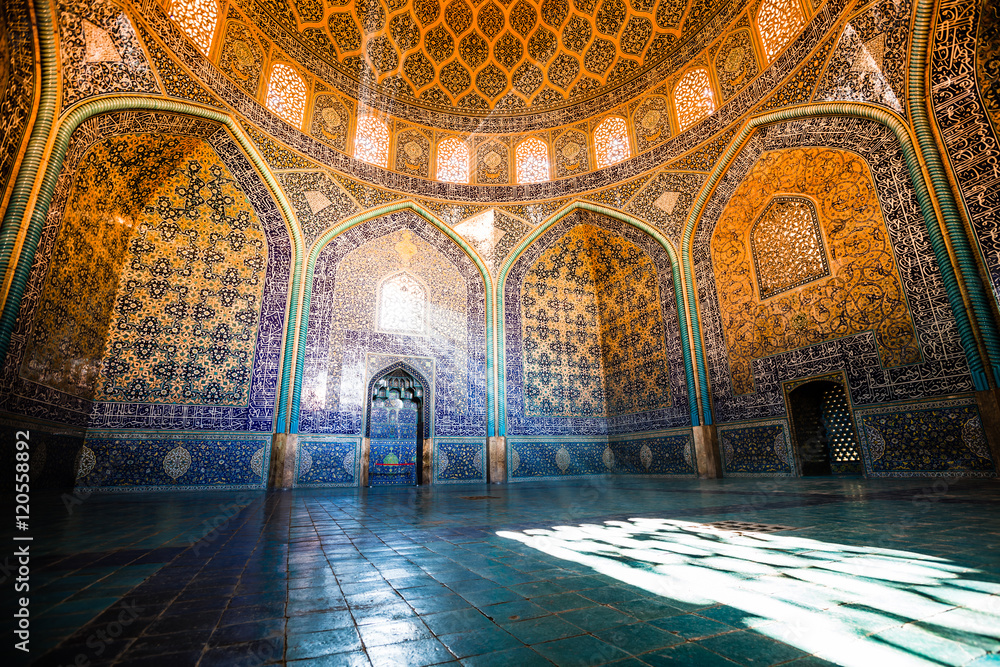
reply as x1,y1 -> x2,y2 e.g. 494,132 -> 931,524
24,478 -> 1000,666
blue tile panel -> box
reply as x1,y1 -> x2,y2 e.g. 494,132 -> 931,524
608,435 -> 696,475
508,432 -> 695,481
294,437 -> 360,487
78,432 -> 271,491
369,439 -> 419,486
718,420 -> 794,476
855,397 -> 997,477
434,438 -> 487,483
504,211 -> 690,437
299,210 -> 487,437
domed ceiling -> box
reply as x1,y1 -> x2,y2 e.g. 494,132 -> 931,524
248,0 -> 735,116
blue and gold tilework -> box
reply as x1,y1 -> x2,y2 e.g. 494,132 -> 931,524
711,147 -> 918,396
295,438 -> 360,487
77,432 -> 271,491
434,438 -> 487,483
718,420 -> 794,476
855,397 -> 996,477
505,211 -> 689,437
300,210 -> 487,437
6,116 -> 293,435
507,432 -> 695,481
607,433 -> 696,475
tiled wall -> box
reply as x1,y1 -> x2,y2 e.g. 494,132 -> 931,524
931,0 -> 1000,316
855,397 -> 996,477
696,119 -> 976,435
504,210 -> 689,437
299,210 -> 488,439
718,420 -> 795,477
295,437 -> 360,487
507,431 -> 695,481
434,439 -> 488,484
77,432 -> 271,491
0,114 -> 292,491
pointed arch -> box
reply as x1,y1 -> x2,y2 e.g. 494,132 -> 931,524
497,200 -> 698,431
377,271 -> 428,334
293,202 -> 495,436
678,103 -> 998,426
0,96 -> 304,434
364,360 -> 434,439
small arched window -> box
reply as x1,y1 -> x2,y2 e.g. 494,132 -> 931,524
355,116 -> 391,168
436,137 -> 469,183
265,64 -> 307,128
757,0 -> 806,61
674,68 -> 716,131
516,138 -> 550,183
379,273 -> 426,334
594,117 -> 631,168
169,0 -> 218,54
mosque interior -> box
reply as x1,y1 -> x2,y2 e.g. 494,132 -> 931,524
2,0 -> 1000,663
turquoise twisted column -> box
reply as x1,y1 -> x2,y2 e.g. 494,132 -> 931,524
910,0 -> 1000,386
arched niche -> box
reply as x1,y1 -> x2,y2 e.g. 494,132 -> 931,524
298,209 -> 487,440
502,209 -> 690,437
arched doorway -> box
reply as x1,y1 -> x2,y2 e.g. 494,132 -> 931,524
366,368 -> 425,486
787,379 -> 862,476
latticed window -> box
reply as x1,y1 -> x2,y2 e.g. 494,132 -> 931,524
751,197 -> 829,298
379,273 -> 426,334
757,0 -> 806,61
594,117 -> 630,168
674,68 -> 716,131
436,138 -> 469,183
169,0 -> 218,54
355,116 -> 391,168
265,64 -> 307,128
516,138 -> 550,183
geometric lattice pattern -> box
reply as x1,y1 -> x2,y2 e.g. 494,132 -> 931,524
169,0 -> 218,53
757,0 -> 805,61
818,382 -> 862,469
521,224 -> 671,418
355,116 -> 391,167
436,137 -> 469,183
379,272 -> 426,334
674,67 -> 715,131
516,137 -> 550,183
594,116 -> 631,168
266,63 -> 307,128
751,197 -> 828,299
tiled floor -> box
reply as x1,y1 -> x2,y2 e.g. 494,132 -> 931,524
23,477 -> 1000,666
